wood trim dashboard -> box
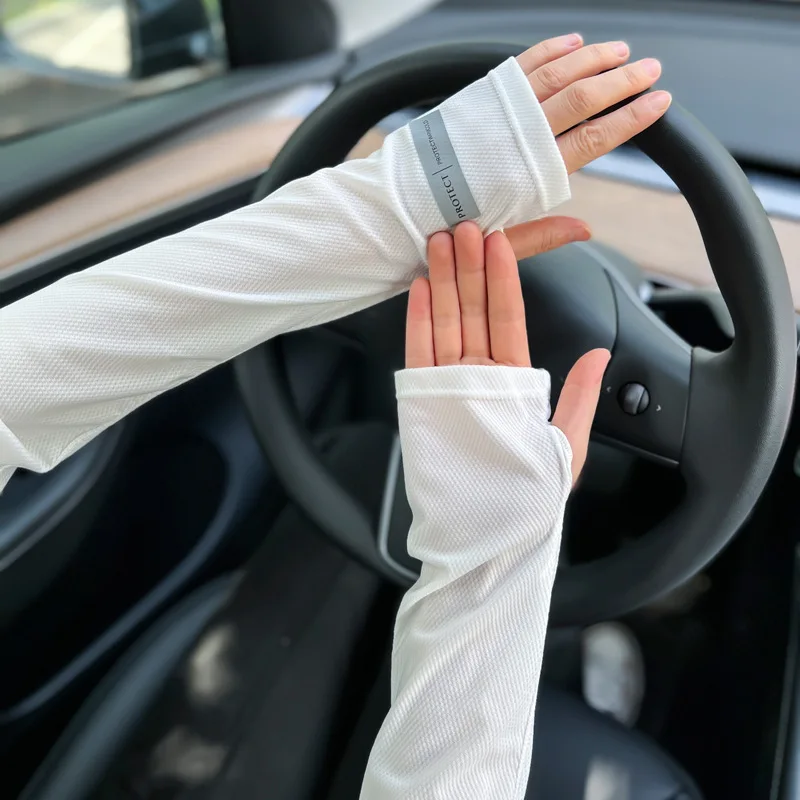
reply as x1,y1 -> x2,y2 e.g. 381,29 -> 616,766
562,173 -> 800,300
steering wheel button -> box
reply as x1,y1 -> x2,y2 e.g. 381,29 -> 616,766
618,383 -> 650,415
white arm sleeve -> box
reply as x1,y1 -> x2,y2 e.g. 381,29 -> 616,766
0,56 -> 569,493
360,365 -> 572,800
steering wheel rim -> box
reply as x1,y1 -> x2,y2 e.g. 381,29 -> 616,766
235,42 -> 796,625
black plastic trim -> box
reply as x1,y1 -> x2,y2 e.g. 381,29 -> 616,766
0,393 -> 267,727
0,424 -> 127,624
594,249 -> 691,465
773,546 -> 800,800
0,428 -> 122,563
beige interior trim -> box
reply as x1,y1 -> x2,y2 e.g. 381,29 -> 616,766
0,116 -> 385,277
3,107 -> 800,310
563,173 -> 800,306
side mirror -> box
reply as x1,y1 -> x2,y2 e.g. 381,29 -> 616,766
127,0 -> 219,80
0,0 -> 219,81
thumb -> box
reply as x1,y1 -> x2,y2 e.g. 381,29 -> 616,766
505,216 -> 591,261
551,349 -> 611,485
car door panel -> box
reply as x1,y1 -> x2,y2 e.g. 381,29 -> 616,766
0,423 -> 128,626
0,333 -> 354,786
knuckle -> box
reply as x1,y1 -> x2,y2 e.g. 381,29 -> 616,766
627,98 -> 651,126
588,42 -> 607,62
539,38 -> 556,56
436,308 -> 460,323
566,82 -> 593,117
533,38 -> 556,62
623,62 -> 643,89
537,222 -> 571,253
574,122 -> 608,158
535,63 -> 566,94
538,227 -> 557,252
542,229 -> 562,252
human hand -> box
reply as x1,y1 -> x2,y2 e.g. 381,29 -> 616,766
405,220 -> 611,483
507,34 -> 670,259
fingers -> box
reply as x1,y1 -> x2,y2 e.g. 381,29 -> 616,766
428,231 -> 462,365
551,349 -> 611,484
504,216 -> 591,262
516,33 -> 584,74
485,231 -> 531,367
454,222 -> 491,360
517,35 -> 669,172
558,90 -> 672,173
543,57 -> 662,136
405,277 -> 435,369
422,220 -> 591,368
529,40 -> 630,103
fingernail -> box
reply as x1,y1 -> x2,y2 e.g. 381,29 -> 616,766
564,33 -> 583,47
428,230 -> 453,248
589,349 -> 612,382
613,41 -> 629,57
641,58 -> 662,78
646,90 -> 672,112
572,222 -> 592,241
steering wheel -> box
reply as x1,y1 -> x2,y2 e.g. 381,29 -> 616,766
235,43 -> 796,626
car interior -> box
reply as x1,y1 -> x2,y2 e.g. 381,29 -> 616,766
2,1 -> 800,798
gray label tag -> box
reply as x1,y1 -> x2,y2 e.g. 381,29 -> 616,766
410,110 -> 480,227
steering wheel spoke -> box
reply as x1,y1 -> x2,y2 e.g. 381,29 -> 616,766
593,275 -> 691,466
522,242 -> 692,467
324,294 -> 408,359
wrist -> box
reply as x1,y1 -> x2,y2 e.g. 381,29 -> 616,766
374,57 -> 570,252
396,365 -> 573,551
396,364 -> 553,420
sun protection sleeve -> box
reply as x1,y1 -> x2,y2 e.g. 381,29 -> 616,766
0,56 -> 569,493
359,365 -> 572,800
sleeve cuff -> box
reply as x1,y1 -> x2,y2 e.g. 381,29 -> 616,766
490,57 -> 571,220
395,365 -> 553,417
404,54 -> 571,237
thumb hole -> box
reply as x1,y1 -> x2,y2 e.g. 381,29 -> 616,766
551,349 -> 611,484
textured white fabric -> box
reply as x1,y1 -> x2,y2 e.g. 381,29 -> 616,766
360,365 -> 572,800
0,56 -> 569,493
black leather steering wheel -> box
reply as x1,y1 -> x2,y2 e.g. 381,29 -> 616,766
235,43 -> 796,626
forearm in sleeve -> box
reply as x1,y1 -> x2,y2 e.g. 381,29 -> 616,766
360,365 -> 572,800
0,57 -> 568,492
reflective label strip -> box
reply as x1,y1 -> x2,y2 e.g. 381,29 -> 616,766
410,109 -> 480,227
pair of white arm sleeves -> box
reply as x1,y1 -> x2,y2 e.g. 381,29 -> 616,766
0,55 -> 574,800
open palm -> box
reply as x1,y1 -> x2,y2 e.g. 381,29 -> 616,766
405,220 -> 611,483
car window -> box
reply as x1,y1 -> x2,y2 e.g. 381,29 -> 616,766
0,0 -> 226,141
